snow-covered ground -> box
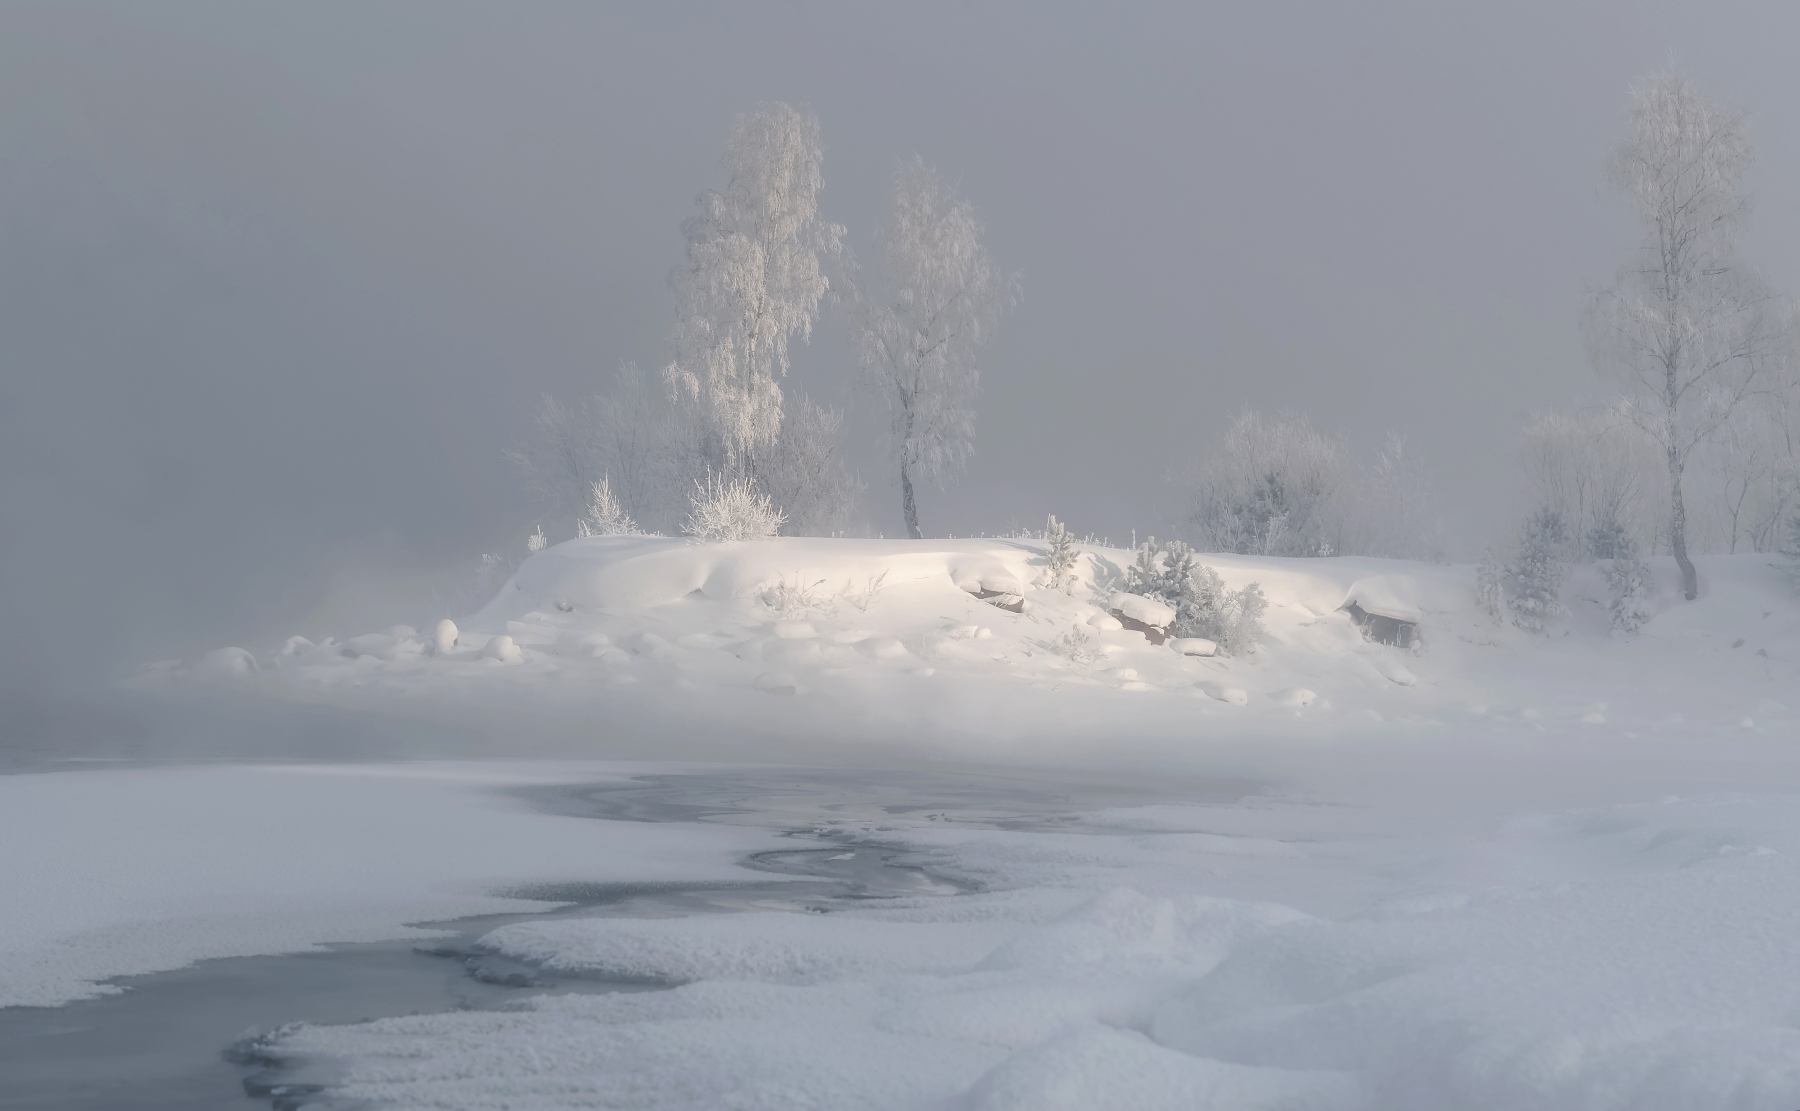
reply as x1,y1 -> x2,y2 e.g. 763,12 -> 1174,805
161,536 -> 1800,764
31,537 -> 1800,1107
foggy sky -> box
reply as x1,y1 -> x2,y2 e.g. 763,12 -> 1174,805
5,0 -> 1800,706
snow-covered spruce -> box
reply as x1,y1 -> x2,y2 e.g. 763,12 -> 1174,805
1121,536 -> 1266,656
1508,508 -> 1569,634
1044,515 -> 1078,594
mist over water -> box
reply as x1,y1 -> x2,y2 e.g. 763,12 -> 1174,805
6,1 -> 1800,733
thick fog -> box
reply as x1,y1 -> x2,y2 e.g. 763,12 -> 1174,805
5,1 -> 1800,716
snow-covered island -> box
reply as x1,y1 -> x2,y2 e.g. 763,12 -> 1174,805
97,533 -> 1800,1110
170,535 -> 1796,761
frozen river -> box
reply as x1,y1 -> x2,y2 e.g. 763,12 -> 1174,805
8,737 -> 1800,1110
0,765 -> 1201,1110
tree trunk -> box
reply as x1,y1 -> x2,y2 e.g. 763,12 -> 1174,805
1668,452 -> 1697,600
900,459 -> 922,540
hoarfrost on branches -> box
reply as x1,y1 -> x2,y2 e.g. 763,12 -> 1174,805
758,392 -> 862,537
1585,71 -> 1794,600
578,476 -> 639,537
855,158 -> 1016,539
682,472 -> 786,543
664,103 -> 845,477
1522,409 -> 1661,563
1188,409 -> 1352,557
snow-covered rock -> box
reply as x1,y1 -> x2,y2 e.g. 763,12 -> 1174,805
1110,592 -> 1176,628
480,634 -> 522,663
431,619 -> 458,655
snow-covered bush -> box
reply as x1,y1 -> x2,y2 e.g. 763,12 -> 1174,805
1044,515 -> 1078,594
577,476 -> 639,537
1120,537 -> 1265,655
1048,624 -> 1099,665
1507,508 -> 1569,634
843,571 -> 888,613
1188,409 -> 1352,557
1174,563 -> 1266,657
527,526 -> 547,554
682,473 -> 785,542
1604,538 -> 1652,635
759,576 -> 837,619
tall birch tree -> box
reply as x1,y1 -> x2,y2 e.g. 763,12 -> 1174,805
1586,71 -> 1791,600
855,158 -> 1014,539
664,103 -> 845,478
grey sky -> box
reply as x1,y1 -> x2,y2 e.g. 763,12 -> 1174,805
4,1 -> 1800,702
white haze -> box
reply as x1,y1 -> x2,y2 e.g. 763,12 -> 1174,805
5,0 -> 1800,720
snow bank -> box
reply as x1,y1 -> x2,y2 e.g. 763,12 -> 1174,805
169,539 -> 1800,765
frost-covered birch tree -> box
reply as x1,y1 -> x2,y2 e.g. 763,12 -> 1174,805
855,159 -> 1015,539
1586,72 -> 1792,600
664,103 -> 845,477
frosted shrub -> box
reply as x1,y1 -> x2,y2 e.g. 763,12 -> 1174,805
683,473 -> 785,542
1120,537 -> 1265,656
1044,515 -> 1078,593
527,526 -> 547,553
759,576 -> 837,619
1508,508 -> 1568,634
1175,565 -> 1266,657
844,571 -> 888,613
1604,537 -> 1652,635
578,476 -> 639,537
1049,624 -> 1099,665
1188,408 -> 1352,557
